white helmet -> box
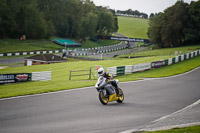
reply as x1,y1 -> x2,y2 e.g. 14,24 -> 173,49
98,67 -> 105,76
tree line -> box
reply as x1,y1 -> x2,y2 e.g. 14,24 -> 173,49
148,0 -> 200,48
116,9 -> 148,19
0,0 -> 118,41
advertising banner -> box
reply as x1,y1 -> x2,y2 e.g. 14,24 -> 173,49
117,66 -> 125,76
97,36 -> 150,43
0,73 -> 32,84
132,63 -> 151,72
151,61 -> 165,68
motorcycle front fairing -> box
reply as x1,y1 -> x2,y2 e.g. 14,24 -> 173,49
95,76 -> 107,91
95,76 -> 116,96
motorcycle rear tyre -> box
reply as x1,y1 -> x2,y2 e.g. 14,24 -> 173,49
99,91 -> 109,105
117,88 -> 124,103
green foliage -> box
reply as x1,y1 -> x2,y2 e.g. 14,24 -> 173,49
79,12 -> 98,41
148,1 -> 200,47
185,0 -> 200,43
0,0 -> 117,40
96,8 -> 117,35
0,0 -> 47,39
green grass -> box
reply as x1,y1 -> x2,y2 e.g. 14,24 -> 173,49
0,55 -> 199,98
118,16 -> 149,39
82,40 -> 120,48
0,38 -> 119,53
0,38 -> 64,53
118,45 -> 200,58
143,125 -> 200,133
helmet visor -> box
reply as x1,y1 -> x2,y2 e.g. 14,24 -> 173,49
98,71 -> 103,75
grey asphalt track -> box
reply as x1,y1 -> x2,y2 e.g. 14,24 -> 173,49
0,57 -> 24,65
0,68 -> 200,133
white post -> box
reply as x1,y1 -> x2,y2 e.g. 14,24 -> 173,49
101,53 -> 103,61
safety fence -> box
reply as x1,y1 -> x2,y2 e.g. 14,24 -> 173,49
0,71 -> 51,85
107,50 -> 200,76
69,68 -> 92,80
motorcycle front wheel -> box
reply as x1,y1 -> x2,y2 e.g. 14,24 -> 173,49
117,88 -> 124,103
99,91 -> 109,105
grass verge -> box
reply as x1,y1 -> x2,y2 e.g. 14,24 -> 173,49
0,38 -> 63,53
143,125 -> 200,133
0,55 -> 199,99
117,45 -> 200,58
0,38 -> 119,53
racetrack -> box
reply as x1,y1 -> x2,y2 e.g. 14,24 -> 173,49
0,68 -> 200,133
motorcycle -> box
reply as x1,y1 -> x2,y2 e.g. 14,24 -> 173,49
95,76 -> 124,105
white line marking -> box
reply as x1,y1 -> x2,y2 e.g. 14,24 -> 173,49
151,99 -> 200,123
119,99 -> 200,133
143,122 -> 200,132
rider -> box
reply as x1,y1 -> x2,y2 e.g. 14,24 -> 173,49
97,67 -> 120,95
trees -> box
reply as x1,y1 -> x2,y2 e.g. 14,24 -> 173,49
96,8 -> 117,35
161,1 -> 189,47
148,0 -> 199,47
79,12 -> 98,41
116,9 -> 148,19
185,0 -> 200,43
0,0 -> 47,39
0,0 -> 118,40
148,13 -> 166,48
149,13 -> 155,19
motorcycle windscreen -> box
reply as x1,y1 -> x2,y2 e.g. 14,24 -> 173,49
104,84 -> 116,95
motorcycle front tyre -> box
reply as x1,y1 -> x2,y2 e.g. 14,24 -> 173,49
117,88 -> 124,103
99,91 -> 109,105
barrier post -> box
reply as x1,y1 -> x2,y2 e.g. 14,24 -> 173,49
69,70 -> 72,80
89,68 -> 91,80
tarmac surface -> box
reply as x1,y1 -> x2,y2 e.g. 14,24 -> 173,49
0,67 -> 200,133
0,57 -> 24,65
121,95 -> 200,132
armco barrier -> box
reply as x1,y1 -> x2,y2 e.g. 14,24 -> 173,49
133,63 -> 151,72
32,71 -> 51,81
107,67 -> 117,77
125,65 -> 132,74
107,50 -> 200,77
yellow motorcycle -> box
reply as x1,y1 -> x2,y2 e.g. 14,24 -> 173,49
95,76 -> 124,105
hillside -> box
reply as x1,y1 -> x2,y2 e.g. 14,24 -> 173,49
117,16 -> 149,39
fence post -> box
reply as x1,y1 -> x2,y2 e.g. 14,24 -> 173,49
69,70 -> 71,80
89,67 -> 91,80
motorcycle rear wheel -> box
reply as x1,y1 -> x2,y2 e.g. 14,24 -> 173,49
99,91 -> 109,105
117,88 -> 124,103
